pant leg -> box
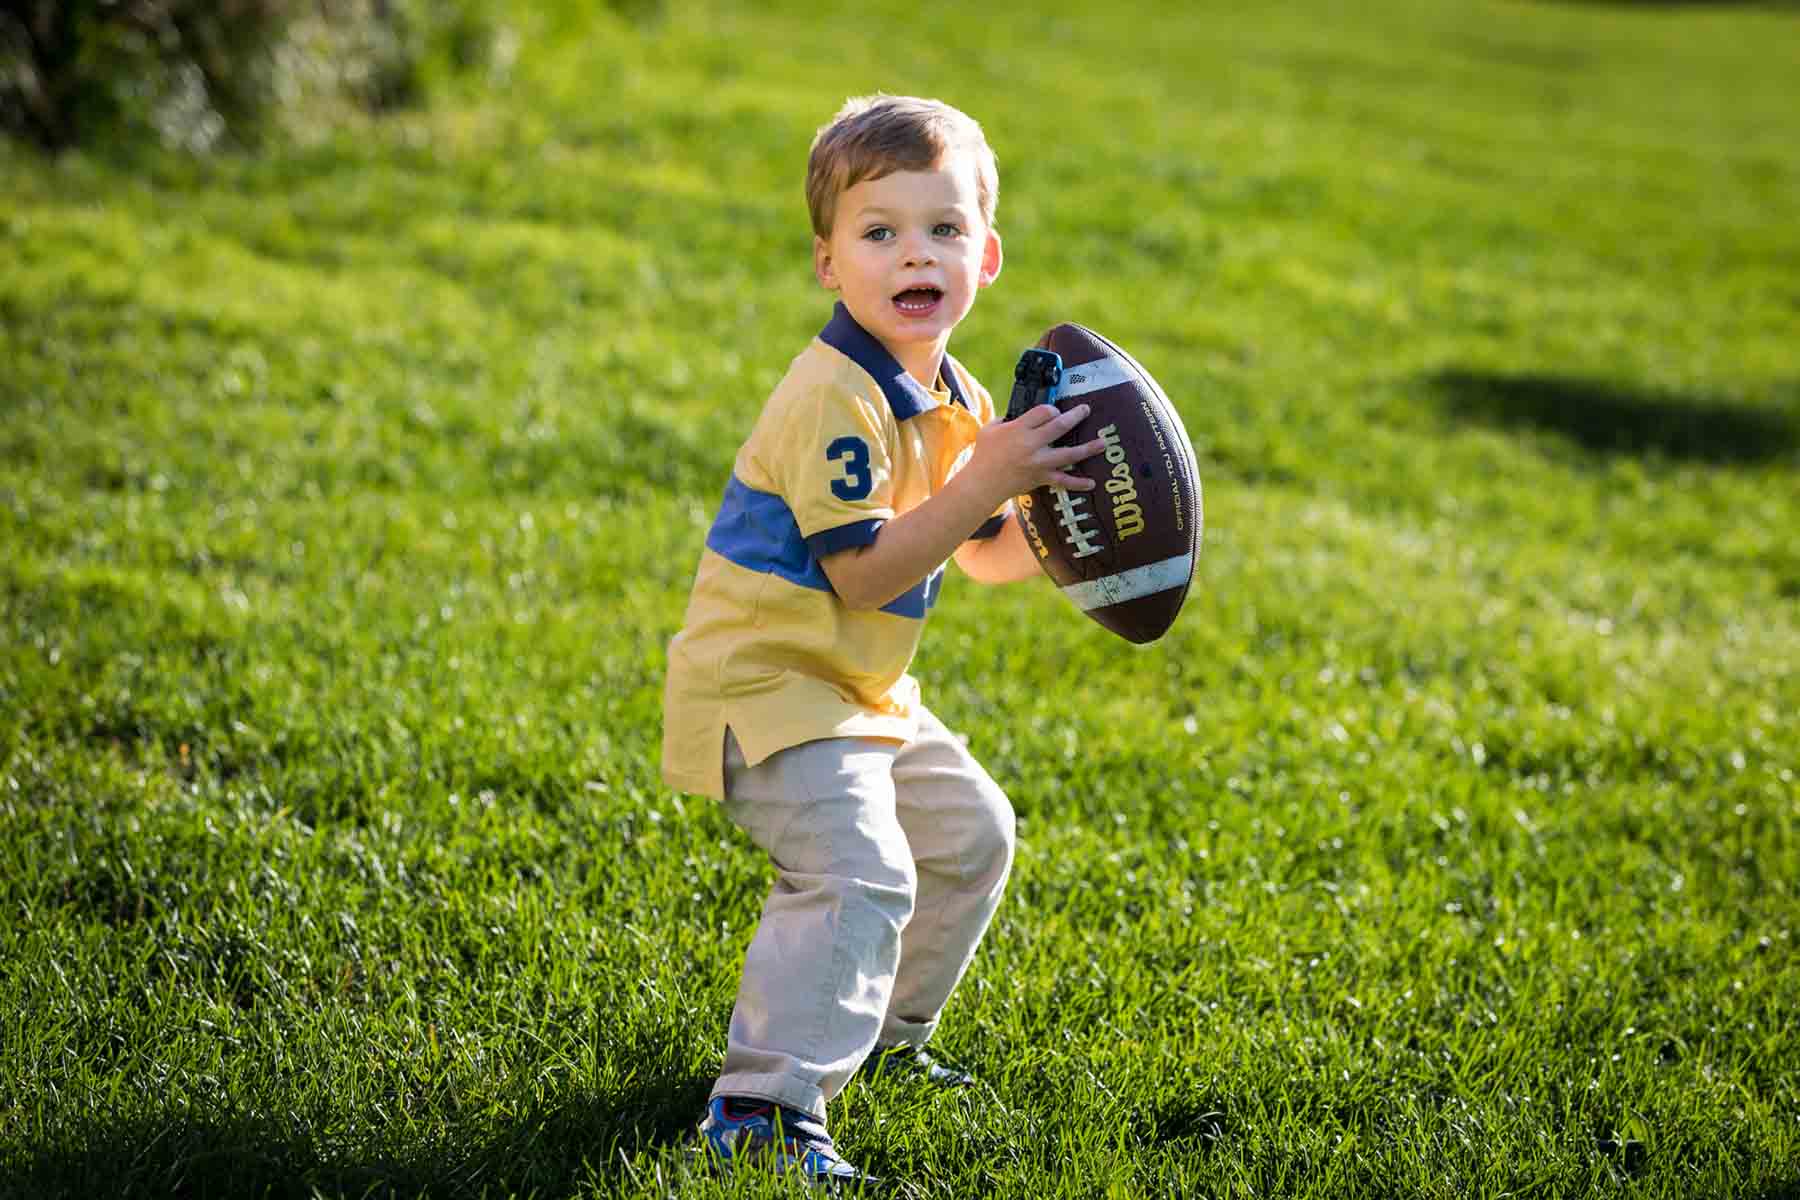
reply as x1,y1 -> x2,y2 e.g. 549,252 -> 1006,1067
712,730 -> 915,1119
880,707 -> 1016,1047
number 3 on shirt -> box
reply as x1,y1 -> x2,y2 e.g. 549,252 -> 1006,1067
826,436 -> 873,501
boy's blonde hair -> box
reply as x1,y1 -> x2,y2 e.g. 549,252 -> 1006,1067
806,94 -> 999,239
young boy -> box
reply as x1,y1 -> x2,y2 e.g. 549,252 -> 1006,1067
662,93 -> 1105,1188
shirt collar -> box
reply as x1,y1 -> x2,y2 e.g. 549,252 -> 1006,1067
818,301 -> 969,420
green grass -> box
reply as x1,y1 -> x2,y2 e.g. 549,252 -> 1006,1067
2,0 -> 1797,1196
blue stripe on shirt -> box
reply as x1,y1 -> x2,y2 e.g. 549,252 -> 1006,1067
883,567 -> 942,619
807,519 -> 884,557
705,476 -> 939,618
706,475 -> 834,593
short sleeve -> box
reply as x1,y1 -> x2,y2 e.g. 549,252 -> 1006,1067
779,380 -> 897,558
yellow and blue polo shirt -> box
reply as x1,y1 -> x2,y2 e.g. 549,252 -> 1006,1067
661,302 -> 1008,799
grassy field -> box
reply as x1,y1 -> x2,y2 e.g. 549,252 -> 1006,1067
3,0 -> 1798,1196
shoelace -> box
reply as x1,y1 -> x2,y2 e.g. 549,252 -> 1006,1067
781,1110 -> 837,1155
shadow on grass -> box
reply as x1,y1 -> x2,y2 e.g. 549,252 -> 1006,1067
1138,1097 -> 1231,1150
1429,369 -> 1799,465
6,1074 -> 714,1200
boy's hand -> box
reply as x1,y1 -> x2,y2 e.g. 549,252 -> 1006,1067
966,402 -> 1107,506
820,404 -> 1104,612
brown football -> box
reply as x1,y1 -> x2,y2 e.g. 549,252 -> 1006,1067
1012,324 -> 1202,643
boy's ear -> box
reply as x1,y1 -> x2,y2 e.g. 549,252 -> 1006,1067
978,227 -> 1003,288
814,235 -> 838,290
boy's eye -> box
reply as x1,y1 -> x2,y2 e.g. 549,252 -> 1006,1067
864,226 -> 893,242
932,222 -> 963,237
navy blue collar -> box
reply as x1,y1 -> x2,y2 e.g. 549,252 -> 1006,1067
818,301 -> 969,420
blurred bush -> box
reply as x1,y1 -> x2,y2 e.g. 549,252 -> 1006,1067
0,0 -> 498,154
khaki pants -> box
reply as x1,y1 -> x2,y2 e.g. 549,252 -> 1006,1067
711,708 -> 1015,1119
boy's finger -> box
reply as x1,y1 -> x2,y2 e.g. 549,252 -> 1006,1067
1048,471 -> 1097,490
1022,401 -> 1088,430
1050,437 -> 1108,465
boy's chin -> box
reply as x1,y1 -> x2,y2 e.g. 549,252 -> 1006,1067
874,326 -> 952,361
845,301 -> 935,337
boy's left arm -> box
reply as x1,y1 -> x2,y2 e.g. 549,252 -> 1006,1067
953,512 -> 1042,584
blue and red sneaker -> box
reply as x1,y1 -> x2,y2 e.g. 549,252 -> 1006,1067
695,1095 -> 882,1191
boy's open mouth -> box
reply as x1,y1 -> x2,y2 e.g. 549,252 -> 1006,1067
893,287 -> 943,314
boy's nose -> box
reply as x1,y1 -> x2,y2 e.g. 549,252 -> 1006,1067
901,235 -> 936,266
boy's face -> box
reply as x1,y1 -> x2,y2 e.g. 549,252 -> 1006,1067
814,152 -> 1002,385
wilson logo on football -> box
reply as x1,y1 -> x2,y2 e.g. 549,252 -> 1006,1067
1097,424 -> 1145,540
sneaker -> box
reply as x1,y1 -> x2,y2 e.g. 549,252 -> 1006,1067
696,1094 -> 882,1191
857,1043 -> 976,1088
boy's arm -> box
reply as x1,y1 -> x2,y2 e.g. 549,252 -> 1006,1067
820,402 -> 1102,611
952,514 -> 1041,585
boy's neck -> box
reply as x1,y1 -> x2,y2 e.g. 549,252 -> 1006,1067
891,338 -> 950,391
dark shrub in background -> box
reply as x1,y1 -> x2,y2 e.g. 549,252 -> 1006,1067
0,0 -> 493,153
